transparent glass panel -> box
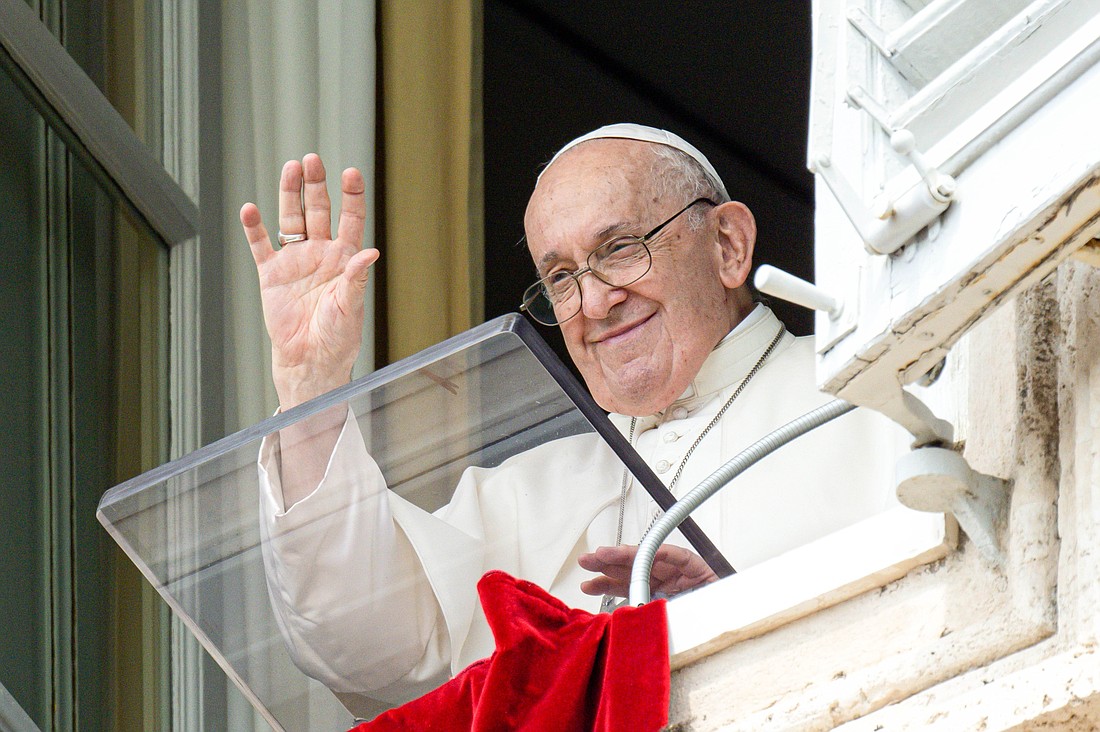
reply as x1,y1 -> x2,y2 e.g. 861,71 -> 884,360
0,681 -> 40,732
97,314 -> 695,728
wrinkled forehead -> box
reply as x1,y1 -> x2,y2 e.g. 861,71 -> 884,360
525,140 -> 667,222
536,137 -> 660,195
523,140 -> 661,267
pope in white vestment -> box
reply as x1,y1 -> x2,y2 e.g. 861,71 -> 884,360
257,305 -> 902,699
239,123 -> 907,708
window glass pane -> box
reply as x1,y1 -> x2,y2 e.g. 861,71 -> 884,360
0,57 -> 167,729
0,54 -> 50,732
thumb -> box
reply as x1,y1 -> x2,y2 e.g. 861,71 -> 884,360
343,248 -> 379,294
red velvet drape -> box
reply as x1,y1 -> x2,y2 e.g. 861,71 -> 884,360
353,570 -> 669,732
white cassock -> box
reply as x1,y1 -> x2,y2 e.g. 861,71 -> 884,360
258,306 -> 905,702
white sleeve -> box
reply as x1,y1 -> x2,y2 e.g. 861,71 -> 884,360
257,409 -> 483,698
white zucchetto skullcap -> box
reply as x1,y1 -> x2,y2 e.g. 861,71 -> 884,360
538,123 -> 729,200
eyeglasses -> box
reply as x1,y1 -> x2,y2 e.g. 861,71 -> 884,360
520,197 -> 716,326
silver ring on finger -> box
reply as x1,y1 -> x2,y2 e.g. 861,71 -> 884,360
277,231 -> 307,246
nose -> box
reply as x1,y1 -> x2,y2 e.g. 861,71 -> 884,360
577,272 -> 627,320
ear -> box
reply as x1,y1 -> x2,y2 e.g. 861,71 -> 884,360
713,201 -> 756,289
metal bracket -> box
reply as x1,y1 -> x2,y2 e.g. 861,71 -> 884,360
812,86 -> 957,256
896,446 -> 1010,568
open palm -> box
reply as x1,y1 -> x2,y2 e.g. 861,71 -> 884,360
240,154 -> 379,408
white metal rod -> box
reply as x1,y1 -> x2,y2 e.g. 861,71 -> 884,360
753,265 -> 842,317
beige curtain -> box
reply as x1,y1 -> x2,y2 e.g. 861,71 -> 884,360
221,0 -> 377,432
380,0 -> 484,362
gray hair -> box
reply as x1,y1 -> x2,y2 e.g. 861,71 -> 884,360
647,144 -> 730,228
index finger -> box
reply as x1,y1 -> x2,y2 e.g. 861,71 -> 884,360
336,167 -> 367,247
578,545 -> 637,571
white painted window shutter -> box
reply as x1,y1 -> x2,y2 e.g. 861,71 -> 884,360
804,0 -> 1100,404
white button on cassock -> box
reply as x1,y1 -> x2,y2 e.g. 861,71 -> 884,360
663,431 -> 679,443
671,407 -> 689,420
655,460 -> 671,473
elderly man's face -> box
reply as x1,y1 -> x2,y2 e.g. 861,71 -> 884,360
523,139 -> 753,416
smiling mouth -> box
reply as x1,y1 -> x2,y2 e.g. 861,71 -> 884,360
593,313 -> 653,345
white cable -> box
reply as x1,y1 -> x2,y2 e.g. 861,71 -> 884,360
628,399 -> 857,606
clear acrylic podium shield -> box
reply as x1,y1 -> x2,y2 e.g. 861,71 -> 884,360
97,314 -> 725,729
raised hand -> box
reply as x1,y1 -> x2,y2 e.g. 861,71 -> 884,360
240,154 -> 379,409
578,544 -> 719,600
